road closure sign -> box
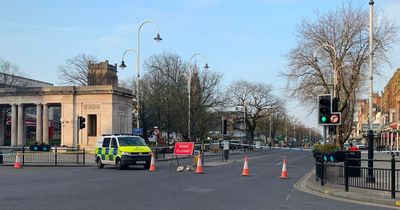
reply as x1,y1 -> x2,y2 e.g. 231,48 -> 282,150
173,142 -> 194,155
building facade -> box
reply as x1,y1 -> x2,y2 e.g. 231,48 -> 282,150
0,85 -> 133,149
354,68 -> 400,150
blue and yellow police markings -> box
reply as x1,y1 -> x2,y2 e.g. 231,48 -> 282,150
97,148 -> 118,161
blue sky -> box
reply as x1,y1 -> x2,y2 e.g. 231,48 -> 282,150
1,0 -> 399,131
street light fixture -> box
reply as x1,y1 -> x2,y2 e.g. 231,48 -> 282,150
119,20 -> 162,129
187,53 -> 209,141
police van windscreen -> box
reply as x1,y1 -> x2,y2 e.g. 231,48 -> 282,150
118,137 -> 147,146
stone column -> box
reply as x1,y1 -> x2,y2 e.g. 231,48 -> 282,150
43,103 -> 49,144
36,103 -> 43,143
17,104 -> 24,146
0,108 -> 4,146
11,104 -> 17,146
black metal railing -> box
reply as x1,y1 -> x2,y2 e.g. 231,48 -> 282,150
316,154 -> 400,198
0,146 -> 86,166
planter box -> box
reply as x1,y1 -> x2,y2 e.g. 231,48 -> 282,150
313,151 -> 345,162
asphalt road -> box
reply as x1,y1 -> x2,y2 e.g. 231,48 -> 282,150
0,149 -> 390,210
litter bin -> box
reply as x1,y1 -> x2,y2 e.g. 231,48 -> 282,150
345,151 -> 361,177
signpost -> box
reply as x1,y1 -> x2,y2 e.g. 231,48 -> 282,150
170,142 -> 195,170
173,142 -> 194,156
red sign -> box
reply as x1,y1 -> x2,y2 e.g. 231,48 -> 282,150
330,115 -> 339,123
173,142 -> 194,155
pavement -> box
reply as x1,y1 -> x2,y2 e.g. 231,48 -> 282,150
295,151 -> 400,209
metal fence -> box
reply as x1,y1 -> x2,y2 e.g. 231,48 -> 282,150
0,147 -> 86,166
316,154 -> 400,198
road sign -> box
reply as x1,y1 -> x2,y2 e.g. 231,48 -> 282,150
330,114 -> 339,124
133,128 -> 143,135
153,127 -> 160,136
173,142 -> 194,155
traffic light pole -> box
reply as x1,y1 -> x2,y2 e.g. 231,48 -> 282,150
77,115 -> 80,148
323,125 -> 327,145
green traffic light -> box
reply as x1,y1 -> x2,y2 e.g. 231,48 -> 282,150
321,116 -> 327,122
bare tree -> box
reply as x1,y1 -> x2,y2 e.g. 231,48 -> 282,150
57,54 -> 98,86
226,80 -> 283,144
0,58 -> 30,87
283,3 -> 398,146
124,52 -> 224,142
256,109 -> 288,144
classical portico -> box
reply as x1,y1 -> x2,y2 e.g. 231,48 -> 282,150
0,85 -> 133,149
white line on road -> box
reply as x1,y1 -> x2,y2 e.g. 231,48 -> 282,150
286,188 -> 296,201
276,162 -> 282,165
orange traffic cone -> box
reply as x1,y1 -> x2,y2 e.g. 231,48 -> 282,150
149,152 -> 156,171
280,158 -> 288,179
195,153 -> 204,174
241,156 -> 250,176
14,152 -> 22,169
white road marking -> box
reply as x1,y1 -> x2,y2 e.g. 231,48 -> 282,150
286,188 -> 296,201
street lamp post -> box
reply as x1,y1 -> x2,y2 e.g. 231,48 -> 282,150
367,0 -> 375,183
187,53 -> 209,141
120,20 -> 162,129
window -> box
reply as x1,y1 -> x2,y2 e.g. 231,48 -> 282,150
118,137 -> 147,146
88,114 -> 97,136
102,138 -> 110,147
110,138 -> 118,148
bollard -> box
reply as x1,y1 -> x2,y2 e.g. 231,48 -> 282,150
76,148 -> 79,164
83,148 -> 86,165
344,158 -> 349,192
22,146 -> 25,165
391,155 -> 396,199
55,146 -> 58,165
321,159 -> 325,186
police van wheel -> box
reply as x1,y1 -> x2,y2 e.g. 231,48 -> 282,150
96,157 -> 104,169
116,158 -> 124,170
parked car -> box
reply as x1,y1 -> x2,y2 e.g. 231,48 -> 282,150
355,142 -> 365,150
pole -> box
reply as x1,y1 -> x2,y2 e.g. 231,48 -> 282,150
187,53 -> 208,141
221,116 -> 224,162
136,22 -> 142,129
136,20 -> 161,129
366,0 -> 375,183
269,115 -> 272,145
188,69 -> 191,141
324,125 -> 327,145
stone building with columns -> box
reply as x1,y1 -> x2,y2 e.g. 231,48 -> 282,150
0,85 -> 132,148
0,60 -> 133,149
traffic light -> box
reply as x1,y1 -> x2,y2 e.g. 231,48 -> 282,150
318,94 -> 341,125
318,94 -> 331,124
78,116 -> 86,129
